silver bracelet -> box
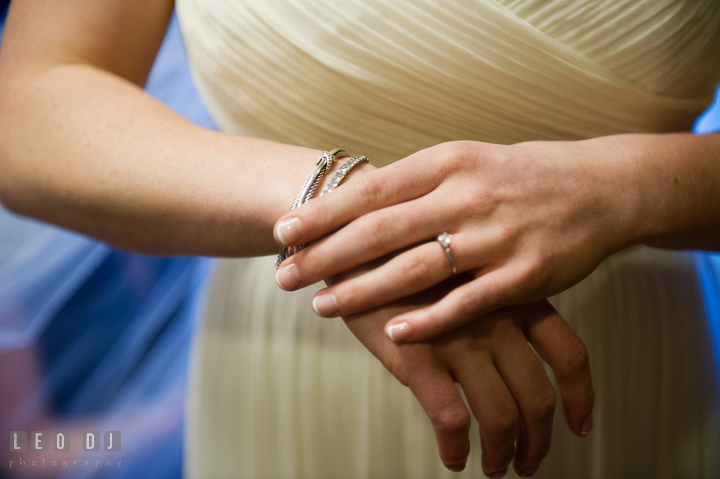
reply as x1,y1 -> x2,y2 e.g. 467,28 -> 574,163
276,149 -> 349,268
319,155 -> 370,196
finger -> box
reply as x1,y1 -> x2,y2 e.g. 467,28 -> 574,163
310,234 -> 494,317
276,196 -> 447,290
404,363 -> 472,472
385,269 -> 522,342
273,156 -> 438,247
520,300 -> 595,437
452,350 -> 518,478
485,311 -> 556,477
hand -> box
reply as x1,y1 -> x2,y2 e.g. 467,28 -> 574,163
331,266 -> 595,477
274,139 -> 635,341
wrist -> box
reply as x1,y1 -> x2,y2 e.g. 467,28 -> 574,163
622,131 -> 720,250
558,134 -> 669,257
517,136 -> 645,258
574,132 -> 720,253
272,149 -> 377,219
579,134 -> 650,254
273,149 -> 376,262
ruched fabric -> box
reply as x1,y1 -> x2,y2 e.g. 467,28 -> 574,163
178,0 -> 720,167
177,1 -> 720,477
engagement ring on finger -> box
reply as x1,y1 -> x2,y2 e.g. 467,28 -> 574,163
437,232 -> 457,276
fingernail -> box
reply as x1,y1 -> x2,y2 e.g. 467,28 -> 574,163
275,263 -> 300,291
386,322 -> 412,342
520,465 -> 539,477
448,463 -> 466,472
312,293 -> 339,317
489,468 -> 508,479
276,217 -> 303,246
581,414 -> 594,436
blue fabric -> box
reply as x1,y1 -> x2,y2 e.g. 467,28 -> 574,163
699,253 -> 720,371
0,3 -> 5,38
40,254 -> 191,415
694,85 -> 720,134
0,1 -> 8,24
694,83 -> 720,369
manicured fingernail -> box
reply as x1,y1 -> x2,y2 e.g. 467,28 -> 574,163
448,463 -> 466,472
276,217 -> 303,245
489,468 -> 508,479
581,414 -> 594,436
275,263 -> 300,290
312,293 -> 339,317
386,322 -> 412,342
520,465 -> 539,477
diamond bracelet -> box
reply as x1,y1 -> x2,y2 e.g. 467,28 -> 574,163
319,155 -> 370,196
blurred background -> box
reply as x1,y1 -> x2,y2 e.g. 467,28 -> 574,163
0,3 -> 216,478
0,1 -> 719,478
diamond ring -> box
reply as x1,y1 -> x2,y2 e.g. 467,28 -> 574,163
436,232 -> 457,276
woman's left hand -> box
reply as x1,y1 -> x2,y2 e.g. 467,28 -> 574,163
274,138 -> 640,341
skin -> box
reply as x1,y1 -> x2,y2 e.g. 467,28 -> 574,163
274,133 -> 720,342
0,1 -> 595,476
333,264 -> 593,477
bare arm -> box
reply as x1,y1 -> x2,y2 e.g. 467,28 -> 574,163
0,0 -> 341,256
615,131 -> 720,250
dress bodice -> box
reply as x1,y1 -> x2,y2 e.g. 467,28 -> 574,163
177,0 -> 720,166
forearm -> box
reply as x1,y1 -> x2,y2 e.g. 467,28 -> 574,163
0,63 -> 332,256
591,132 -> 720,251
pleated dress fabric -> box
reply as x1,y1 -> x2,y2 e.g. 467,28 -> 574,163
176,1 -> 720,477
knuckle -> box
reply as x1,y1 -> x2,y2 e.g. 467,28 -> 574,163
532,440 -> 553,465
496,224 -> 519,244
453,288 -> 485,318
384,355 -> 412,388
465,186 -> 497,213
486,406 -> 518,438
528,384 -> 557,423
431,141 -> 473,175
561,336 -> 590,379
457,190 -> 485,217
513,261 -> 537,286
433,408 -> 471,435
445,140 -> 474,163
399,254 -> 433,288
300,248 -> 327,277
334,283 -> 366,313
510,259 -> 545,293
308,201 -> 328,228
360,214 -> 392,248
354,174 -> 385,207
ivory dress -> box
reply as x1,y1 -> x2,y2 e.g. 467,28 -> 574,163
176,0 -> 720,477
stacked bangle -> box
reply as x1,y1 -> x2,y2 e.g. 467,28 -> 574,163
276,149 -> 348,268
275,150 -> 370,268
288,149 -> 348,210
320,155 -> 370,196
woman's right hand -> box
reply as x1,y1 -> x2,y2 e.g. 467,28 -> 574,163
332,269 -> 595,478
